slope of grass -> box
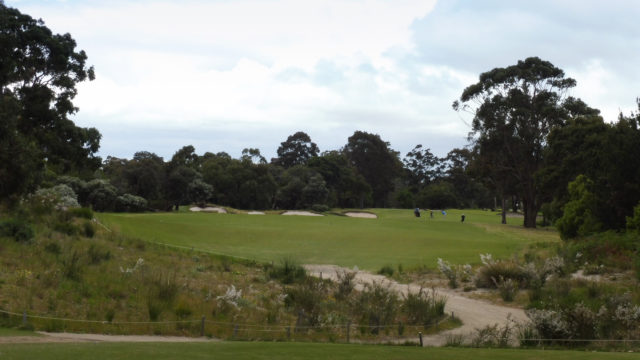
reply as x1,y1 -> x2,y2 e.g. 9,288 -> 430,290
0,341 -> 636,360
99,209 -> 559,270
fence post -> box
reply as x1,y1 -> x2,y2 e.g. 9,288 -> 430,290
419,331 -> 423,347
22,311 -> 27,327
286,326 -> 291,340
201,316 -> 205,337
346,320 -> 351,343
233,324 -> 238,338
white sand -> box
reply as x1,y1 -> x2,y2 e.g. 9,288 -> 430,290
281,210 -> 323,216
247,211 -> 265,215
344,212 -> 377,219
190,206 -> 226,213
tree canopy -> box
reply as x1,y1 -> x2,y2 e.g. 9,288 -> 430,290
454,57 -> 595,227
0,3 -> 100,204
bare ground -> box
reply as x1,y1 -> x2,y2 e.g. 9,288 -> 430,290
0,332 -> 218,344
305,264 -> 527,346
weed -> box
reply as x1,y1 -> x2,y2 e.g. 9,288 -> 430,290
0,218 -> 34,242
87,243 -> 111,264
61,250 -> 83,281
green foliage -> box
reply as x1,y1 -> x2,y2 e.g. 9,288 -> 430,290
355,282 -> 398,334
69,207 -> 93,219
61,250 -> 84,280
273,131 -> 319,168
377,265 -> 394,277
269,257 -> 306,284
416,182 -> 458,209
0,218 -> 34,242
556,175 -> 603,240
115,194 -> 148,212
626,201 -> 640,231
0,4 -> 100,205
401,288 -> 447,327
344,131 -> 402,207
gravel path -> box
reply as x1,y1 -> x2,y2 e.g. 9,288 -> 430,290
0,332 -> 218,344
305,264 -> 527,346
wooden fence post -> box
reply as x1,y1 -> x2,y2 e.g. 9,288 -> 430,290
419,331 -> 423,347
346,320 -> 351,343
201,316 -> 205,337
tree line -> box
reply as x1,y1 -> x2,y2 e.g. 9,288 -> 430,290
2,3 -> 640,239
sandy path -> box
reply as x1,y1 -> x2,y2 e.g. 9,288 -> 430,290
344,212 -> 377,219
0,332 -> 218,344
305,264 -> 527,346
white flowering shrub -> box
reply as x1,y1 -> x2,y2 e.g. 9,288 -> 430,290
216,285 -> 243,308
35,184 -> 80,209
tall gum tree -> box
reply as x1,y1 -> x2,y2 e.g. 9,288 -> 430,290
453,57 -> 590,228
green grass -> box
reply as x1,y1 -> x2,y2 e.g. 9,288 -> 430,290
98,209 -> 558,270
0,341 -> 636,360
0,327 -> 40,337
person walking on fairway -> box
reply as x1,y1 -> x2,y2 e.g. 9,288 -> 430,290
461,214 -> 466,223
414,208 -> 420,217
430,210 -> 434,219
441,210 -> 446,216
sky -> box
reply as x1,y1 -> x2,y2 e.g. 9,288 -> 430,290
7,0 -> 640,161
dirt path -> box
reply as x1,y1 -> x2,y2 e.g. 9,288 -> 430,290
0,332 -> 218,344
305,264 -> 527,346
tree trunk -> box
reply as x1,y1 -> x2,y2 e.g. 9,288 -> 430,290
522,198 -> 538,228
501,197 -> 507,224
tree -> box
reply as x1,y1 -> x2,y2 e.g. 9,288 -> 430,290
272,131 -> 319,168
453,57 -> 589,227
541,99 -> 640,229
0,4 -> 100,203
403,144 -> 442,191
344,131 -> 402,207
555,175 -> 603,240
308,151 -> 371,208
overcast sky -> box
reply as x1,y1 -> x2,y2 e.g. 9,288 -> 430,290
8,0 -> 640,161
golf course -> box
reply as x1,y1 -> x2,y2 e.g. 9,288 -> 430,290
98,209 -> 557,270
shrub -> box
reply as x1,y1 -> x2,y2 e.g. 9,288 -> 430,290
269,257 -> 306,284
625,201 -> 640,231
83,221 -> 95,238
0,218 -> 34,242
68,207 -> 93,219
474,254 -> 528,289
556,175 -> 603,240
35,184 -> 80,209
115,194 -> 148,213
355,282 -> 398,334
284,278 -> 326,327
492,276 -> 518,302
401,288 -> 447,327
334,270 -> 356,300
310,204 -> 329,213
378,264 -> 394,277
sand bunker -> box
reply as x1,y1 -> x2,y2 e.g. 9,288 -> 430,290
344,212 -> 377,219
281,211 -> 323,216
247,211 -> 265,215
189,206 -> 227,213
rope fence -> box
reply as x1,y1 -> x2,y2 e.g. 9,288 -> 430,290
2,309 -> 639,348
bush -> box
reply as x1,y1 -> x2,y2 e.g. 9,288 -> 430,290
377,264 -> 394,277
474,254 -> 528,289
401,288 -> 447,327
35,184 -> 80,209
0,218 -> 34,242
69,207 -> 93,219
334,270 -> 356,300
268,257 -> 306,284
556,175 -> 603,240
115,194 -> 148,213
355,282 -> 398,334
284,278 -> 326,327
310,204 -> 329,213
61,250 -> 84,280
